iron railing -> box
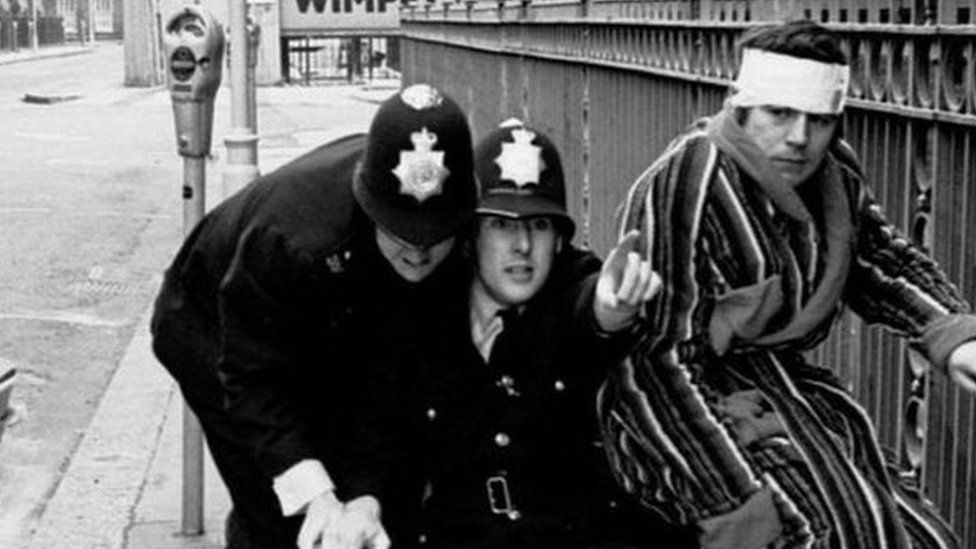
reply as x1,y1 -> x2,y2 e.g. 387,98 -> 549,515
399,0 -> 976,544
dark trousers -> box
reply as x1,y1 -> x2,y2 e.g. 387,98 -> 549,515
178,374 -> 302,549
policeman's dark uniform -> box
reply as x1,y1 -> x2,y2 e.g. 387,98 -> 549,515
409,249 -> 627,548
348,123 -> 692,548
149,85 -> 475,549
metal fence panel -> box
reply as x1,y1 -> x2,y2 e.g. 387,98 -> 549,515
399,2 -> 976,543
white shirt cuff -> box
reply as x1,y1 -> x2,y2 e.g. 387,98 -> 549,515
272,459 -> 335,516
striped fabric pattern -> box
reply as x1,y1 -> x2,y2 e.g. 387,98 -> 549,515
599,120 -> 967,548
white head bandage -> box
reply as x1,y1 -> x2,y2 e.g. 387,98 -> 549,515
729,48 -> 850,114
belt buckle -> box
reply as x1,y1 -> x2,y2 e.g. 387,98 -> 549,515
486,475 -> 513,515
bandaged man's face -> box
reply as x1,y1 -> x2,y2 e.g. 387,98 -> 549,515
474,215 -> 560,308
743,106 -> 838,186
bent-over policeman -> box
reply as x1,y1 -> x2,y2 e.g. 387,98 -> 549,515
150,84 -> 476,549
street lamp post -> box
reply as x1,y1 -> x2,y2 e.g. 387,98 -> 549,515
223,0 -> 260,198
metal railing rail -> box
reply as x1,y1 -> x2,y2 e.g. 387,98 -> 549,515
398,1 -> 976,544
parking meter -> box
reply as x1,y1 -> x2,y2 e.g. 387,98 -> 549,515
163,6 -> 225,158
162,5 -> 225,536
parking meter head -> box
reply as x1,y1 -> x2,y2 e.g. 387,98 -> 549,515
163,5 -> 225,157
163,5 -> 225,103
353,84 -> 477,247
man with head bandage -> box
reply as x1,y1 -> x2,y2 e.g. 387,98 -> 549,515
598,20 -> 976,548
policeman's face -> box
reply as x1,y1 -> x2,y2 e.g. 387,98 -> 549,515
742,106 -> 838,186
473,215 -> 560,308
375,228 -> 455,282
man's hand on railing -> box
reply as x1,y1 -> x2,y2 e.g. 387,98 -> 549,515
948,340 -> 976,394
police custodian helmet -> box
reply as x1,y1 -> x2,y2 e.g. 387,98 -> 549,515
473,119 -> 575,239
354,83 -> 476,247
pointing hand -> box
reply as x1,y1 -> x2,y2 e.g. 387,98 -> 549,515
594,229 -> 661,333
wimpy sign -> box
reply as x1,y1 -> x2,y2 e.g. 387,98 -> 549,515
281,0 -> 400,34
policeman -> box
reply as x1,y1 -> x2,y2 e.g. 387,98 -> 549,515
337,120 -> 681,548
150,84 -> 476,549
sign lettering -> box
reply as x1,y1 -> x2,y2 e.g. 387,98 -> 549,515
282,0 -> 400,34
295,0 -> 397,13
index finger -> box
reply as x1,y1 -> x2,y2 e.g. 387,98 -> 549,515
616,229 -> 641,254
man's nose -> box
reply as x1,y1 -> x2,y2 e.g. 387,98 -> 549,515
513,222 -> 532,253
403,244 -> 431,263
785,113 -> 809,148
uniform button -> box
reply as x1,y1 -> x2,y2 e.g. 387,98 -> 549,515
418,533 -> 427,544
497,375 -> 520,396
494,432 -> 510,447
554,379 -> 565,392
426,407 -> 437,421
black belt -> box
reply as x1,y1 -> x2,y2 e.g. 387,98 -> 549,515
485,474 -> 522,520
431,470 -> 586,521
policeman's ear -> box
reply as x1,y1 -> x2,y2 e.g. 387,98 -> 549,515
555,234 -> 563,254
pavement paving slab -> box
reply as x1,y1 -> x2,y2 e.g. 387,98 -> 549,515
22,301 -> 232,549
0,43 -> 97,67
24,303 -> 177,549
125,386 -> 230,549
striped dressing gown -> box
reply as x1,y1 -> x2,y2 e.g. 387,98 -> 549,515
598,118 -> 976,548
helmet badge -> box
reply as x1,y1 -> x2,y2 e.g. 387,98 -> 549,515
399,84 -> 444,110
393,127 -> 450,203
494,128 -> 545,188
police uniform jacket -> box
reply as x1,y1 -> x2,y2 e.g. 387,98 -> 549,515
347,247 -> 684,548
151,133 -> 467,481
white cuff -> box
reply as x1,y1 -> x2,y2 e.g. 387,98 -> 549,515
272,459 -> 335,516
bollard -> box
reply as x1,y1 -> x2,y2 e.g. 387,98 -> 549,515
161,5 -> 225,536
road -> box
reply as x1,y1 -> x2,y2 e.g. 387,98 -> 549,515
0,42 -> 182,546
0,41 -> 386,546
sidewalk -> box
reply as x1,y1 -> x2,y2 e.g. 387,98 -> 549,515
0,41 -> 97,67
25,305 -> 230,549
3,43 -> 400,549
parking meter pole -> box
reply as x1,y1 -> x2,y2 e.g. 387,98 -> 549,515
223,0 -> 259,198
163,5 -> 225,537
180,155 -> 206,536
182,409 -> 205,533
